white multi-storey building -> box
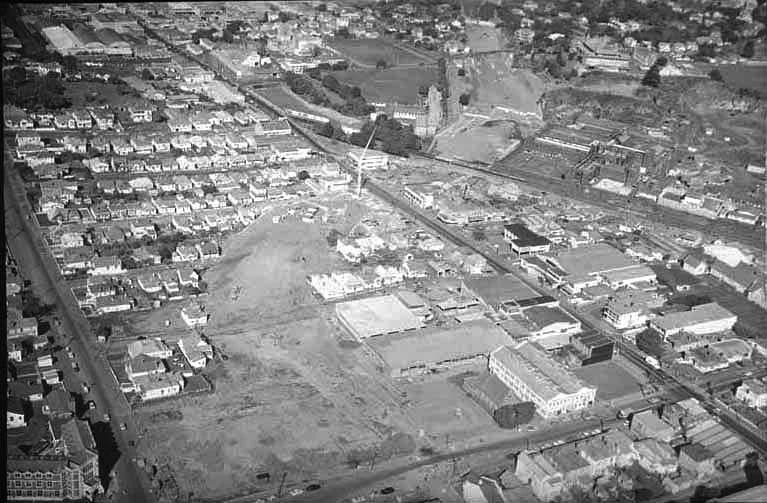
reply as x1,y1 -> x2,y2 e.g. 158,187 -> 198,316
489,343 -> 596,418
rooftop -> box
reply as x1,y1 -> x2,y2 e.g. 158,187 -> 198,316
464,274 -> 539,307
367,319 -> 510,371
523,305 -> 577,329
491,342 -> 595,401
335,294 -> 423,339
548,243 -> 635,278
652,303 -> 736,332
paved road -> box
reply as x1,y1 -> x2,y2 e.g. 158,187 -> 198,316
235,416 -> 620,503
4,150 -> 154,503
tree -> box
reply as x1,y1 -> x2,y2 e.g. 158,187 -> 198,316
62,54 -> 78,73
493,402 -> 536,429
459,93 -> 470,106
641,65 -> 661,87
336,27 -> 350,39
331,60 -> 349,71
478,2 -> 497,21
317,3 -> 327,12
418,84 -> 429,96
741,40 -> 755,59
457,67 -> 466,76
708,69 -> 723,81
297,170 -> 310,180
141,68 -> 154,81
376,59 -> 388,70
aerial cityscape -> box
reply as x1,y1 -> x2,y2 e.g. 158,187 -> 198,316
3,1 -> 766,503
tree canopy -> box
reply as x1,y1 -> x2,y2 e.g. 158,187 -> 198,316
493,402 -> 536,429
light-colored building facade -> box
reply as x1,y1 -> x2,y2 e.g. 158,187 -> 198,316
489,343 -> 596,418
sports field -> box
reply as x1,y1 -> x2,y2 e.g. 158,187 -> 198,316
331,67 -> 439,105
329,37 -> 437,68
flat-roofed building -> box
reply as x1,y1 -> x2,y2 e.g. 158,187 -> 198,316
521,243 -> 636,294
462,274 -> 539,311
489,342 -> 596,418
348,150 -> 388,171
600,264 -> 657,289
650,303 -> 737,338
520,305 -> 582,350
336,294 -> 423,340
503,223 -> 551,256
602,288 -> 662,330
368,319 -> 510,378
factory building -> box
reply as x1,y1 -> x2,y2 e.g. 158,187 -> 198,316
489,342 -> 597,418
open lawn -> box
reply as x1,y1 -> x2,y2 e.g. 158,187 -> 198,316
65,81 -> 133,108
331,67 -> 439,105
574,360 -> 644,402
329,37 -> 436,67
718,64 -> 767,98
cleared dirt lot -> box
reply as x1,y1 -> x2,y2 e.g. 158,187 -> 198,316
133,195 -> 505,500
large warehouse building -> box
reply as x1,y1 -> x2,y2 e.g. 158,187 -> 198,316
335,294 -> 423,340
649,302 -> 737,338
367,319 -> 510,377
520,243 -> 639,294
489,342 -> 597,418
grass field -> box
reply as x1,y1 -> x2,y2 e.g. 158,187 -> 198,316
329,37 -> 436,67
331,67 -> 439,105
718,64 -> 767,98
65,81 -> 132,108
574,361 -> 644,402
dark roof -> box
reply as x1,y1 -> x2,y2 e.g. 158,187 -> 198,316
572,331 -> 612,348
514,295 -> 557,308
710,260 -> 760,289
7,455 -> 67,473
681,442 -> 714,462
44,387 -> 74,414
464,274 -> 538,307
524,305 -> 576,328
8,396 -> 26,415
472,372 -> 513,407
504,223 -> 551,248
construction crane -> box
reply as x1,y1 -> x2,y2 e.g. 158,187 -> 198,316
355,125 -> 377,199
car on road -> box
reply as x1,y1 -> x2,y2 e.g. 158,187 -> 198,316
380,487 -> 395,495
103,413 -> 111,422
87,400 -> 96,410
289,488 -> 304,496
526,424 -> 537,431
120,423 -> 127,431
306,484 -> 321,491
82,383 -> 89,393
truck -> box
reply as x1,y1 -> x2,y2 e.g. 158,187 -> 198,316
645,355 -> 661,369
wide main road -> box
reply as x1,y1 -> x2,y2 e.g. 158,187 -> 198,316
4,150 -> 154,503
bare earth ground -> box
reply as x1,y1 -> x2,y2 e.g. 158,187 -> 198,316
132,195 -> 509,500
433,116 -> 521,164
465,24 -> 506,53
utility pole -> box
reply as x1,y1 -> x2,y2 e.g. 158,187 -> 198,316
277,472 -> 287,499
355,125 -> 377,199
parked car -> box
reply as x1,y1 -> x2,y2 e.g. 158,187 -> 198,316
380,487 -> 395,495
120,423 -> 127,431
306,484 -> 321,491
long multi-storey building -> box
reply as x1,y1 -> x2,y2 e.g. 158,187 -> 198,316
489,342 -> 596,418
